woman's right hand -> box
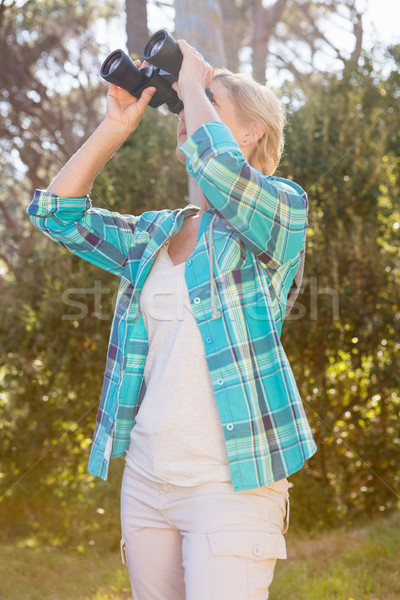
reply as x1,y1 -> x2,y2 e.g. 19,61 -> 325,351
104,60 -> 156,134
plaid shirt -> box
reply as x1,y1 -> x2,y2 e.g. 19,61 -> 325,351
27,121 -> 316,491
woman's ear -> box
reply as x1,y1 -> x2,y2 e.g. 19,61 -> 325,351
250,121 -> 266,143
241,122 -> 265,146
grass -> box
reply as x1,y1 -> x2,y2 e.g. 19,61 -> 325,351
272,510 -> 400,599
0,511 -> 399,599
0,542 -> 132,600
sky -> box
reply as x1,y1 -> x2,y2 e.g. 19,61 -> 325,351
361,0 -> 400,46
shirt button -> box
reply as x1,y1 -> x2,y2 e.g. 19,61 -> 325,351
253,544 -> 263,557
186,259 -> 192,266
206,337 -> 212,343
226,423 -> 234,431
194,297 -> 201,304
217,378 -> 224,385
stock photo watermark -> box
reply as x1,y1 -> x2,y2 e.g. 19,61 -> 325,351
61,280 -> 113,321
60,276 -> 340,322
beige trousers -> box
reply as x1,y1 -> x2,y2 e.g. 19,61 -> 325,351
120,463 -> 290,600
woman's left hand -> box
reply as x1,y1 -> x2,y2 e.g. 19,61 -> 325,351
173,40 -> 214,102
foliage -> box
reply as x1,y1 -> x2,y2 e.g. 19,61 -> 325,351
94,107 -> 187,215
0,0 -> 119,189
0,0 -> 118,545
280,48 -> 400,527
172,0 -> 366,83
1,0 -> 399,548
125,0 -> 367,84
0,107 -> 186,546
0,0 -> 187,547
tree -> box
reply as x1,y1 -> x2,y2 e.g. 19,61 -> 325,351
0,0 -> 119,281
148,0 -> 367,84
0,0 -> 187,537
2,0 -> 399,548
252,0 -> 290,81
126,0 -> 148,56
0,0 -> 118,190
259,0 -> 364,84
280,48 -> 400,526
0,101 -> 187,548
0,0 -> 122,546
174,0 -> 227,66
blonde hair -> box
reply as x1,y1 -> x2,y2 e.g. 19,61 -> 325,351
213,68 -> 285,176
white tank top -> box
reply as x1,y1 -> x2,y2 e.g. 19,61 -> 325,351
125,244 -> 231,485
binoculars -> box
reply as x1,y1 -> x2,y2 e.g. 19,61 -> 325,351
100,29 -> 184,114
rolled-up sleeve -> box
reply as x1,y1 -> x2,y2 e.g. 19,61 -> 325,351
27,190 -> 139,276
180,121 -> 308,270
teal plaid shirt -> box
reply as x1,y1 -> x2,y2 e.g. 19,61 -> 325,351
27,121 -> 316,491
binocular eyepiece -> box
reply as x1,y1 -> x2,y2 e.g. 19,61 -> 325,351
100,29 -> 184,114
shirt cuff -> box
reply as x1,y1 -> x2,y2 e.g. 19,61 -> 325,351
27,189 -> 91,217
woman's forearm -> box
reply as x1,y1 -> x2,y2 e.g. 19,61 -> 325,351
47,81 -> 156,197
47,118 -> 129,197
179,81 -> 220,138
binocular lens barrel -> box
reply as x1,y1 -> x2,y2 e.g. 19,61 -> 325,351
100,49 -> 145,93
149,39 -> 163,57
102,52 -> 122,75
100,29 -> 184,114
142,30 -> 183,77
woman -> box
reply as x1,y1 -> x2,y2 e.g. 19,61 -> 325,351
28,40 -> 316,599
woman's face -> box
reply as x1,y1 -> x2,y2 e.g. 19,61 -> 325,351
176,79 -> 250,163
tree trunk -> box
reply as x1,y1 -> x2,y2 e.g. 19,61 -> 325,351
126,0 -> 148,57
253,0 -> 268,82
174,0 -> 227,67
253,0 -> 289,82
350,8 -> 363,63
219,0 -> 247,72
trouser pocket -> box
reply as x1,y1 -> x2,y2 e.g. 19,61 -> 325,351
204,528 -> 286,599
207,528 -> 287,560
